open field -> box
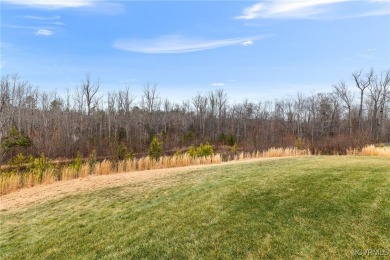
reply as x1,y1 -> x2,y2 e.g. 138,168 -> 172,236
1,156 -> 390,259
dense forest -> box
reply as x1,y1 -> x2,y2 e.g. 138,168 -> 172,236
0,68 -> 389,164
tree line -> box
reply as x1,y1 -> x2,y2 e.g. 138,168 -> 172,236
0,68 -> 389,164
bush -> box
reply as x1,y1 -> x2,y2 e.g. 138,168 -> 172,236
230,143 -> 238,154
149,136 -> 163,160
197,142 -> 214,157
1,127 -> 32,150
32,153 -> 53,182
295,138 -> 304,150
187,143 -> 214,157
181,131 -> 194,144
188,145 -> 197,158
88,150 -> 97,168
219,133 -> 236,146
8,153 -> 26,168
116,143 -> 127,161
112,143 -> 134,161
72,151 -> 83,173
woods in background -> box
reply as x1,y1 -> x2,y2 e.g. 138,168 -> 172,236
1,68 -> 389,163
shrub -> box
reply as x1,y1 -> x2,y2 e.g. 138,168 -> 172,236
295,138 -> 303,149
88,150 -> 97,168
181,131 -> 194,144
197,142 -> 214,157
116,143 -> 127,161
1,127 -> 32,150
115,143 -> 135,161
8,153 -> 27,172
32,153 -> 53,182
187,145 -> 197,158
72,151 -> 83,173
230,143 -> 238,154
187,143 -> 214,157
149,136 -> 163,160
219,133 -> 236,146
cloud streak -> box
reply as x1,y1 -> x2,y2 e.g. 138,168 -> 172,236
2,0 -> 94,9
3,0 -> 123,14
211,82 -> 225,86
236,0 -> 390,20
35,29 -> 53,36
242,40 -> 254,46
19,15 -> 61,20
113,35 -> 261,54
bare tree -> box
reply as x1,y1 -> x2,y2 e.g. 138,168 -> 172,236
141,83 -> 160,113
294,92 -> 305,139
81,74 -> 100,116
0,75 -> 11,143
215,89 -> 228,137
333,80 -> 355,136
192,93 -> 208,138
117,86 -> 135,115
365,70 -> 389,140
353,69 -> 373,129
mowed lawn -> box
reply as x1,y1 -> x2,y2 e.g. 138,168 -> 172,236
0,156 -> 389,259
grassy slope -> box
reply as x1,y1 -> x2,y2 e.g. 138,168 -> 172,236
0,156 -> 389,259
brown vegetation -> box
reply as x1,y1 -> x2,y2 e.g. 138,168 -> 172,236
0,148 -> 309,195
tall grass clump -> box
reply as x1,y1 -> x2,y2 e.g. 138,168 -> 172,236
232,147 -> 310,160
361,145 -> 390,157
262,147 -> 310,157
0,172 -> 20,195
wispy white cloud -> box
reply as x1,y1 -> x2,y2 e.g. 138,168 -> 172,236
3,24 -> 59,36
18,15 -> 65,26
3,0 -> 123,14
19,15 -> 61,20
211,82 -> 225,86
48,22 -> 65,26
242,40 -> 254,46
2,0 -> 94,9
5,14 -> 63,36
113,35 -> 262,54
236,0 -> 348,20
35,29 -> 53,36
236,0 -> 389,20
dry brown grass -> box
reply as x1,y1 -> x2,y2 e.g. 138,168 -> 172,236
42,169 -> 56,185
233,148 -> 310,160
0,148 -> 307,195
0,174 -> 19,195
361,145 -> 390,157
61,167 -> 78,181
346,145 -> 390,157
262,147 -> 311,157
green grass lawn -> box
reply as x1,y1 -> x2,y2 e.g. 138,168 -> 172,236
1,156 -> 389,259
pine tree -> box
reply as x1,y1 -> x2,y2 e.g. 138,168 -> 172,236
148,136 -> 163,160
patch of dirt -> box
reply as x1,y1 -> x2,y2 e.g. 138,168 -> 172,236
0,157 -> 282,212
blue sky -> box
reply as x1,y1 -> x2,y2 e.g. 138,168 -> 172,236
1,0 -> 389,102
